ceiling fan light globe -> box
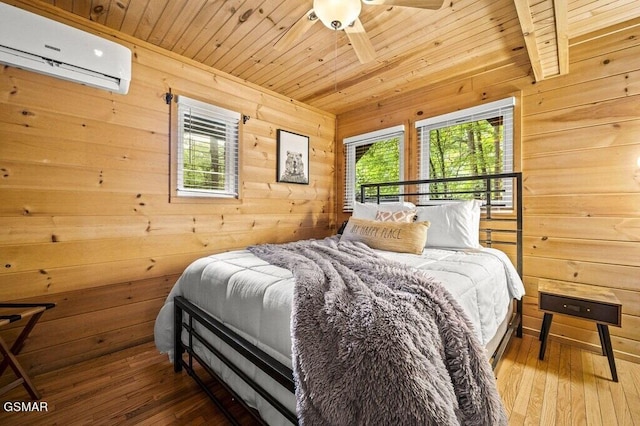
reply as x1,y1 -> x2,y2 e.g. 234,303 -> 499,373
313,0 -> 362,31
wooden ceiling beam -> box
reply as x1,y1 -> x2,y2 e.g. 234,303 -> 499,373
513,0 -> 544,81
554,0 -> 569,76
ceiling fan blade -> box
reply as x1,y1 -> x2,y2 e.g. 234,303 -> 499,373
362,0 -> 444,10
344,18 -> 376,64
274,9 -> 319,51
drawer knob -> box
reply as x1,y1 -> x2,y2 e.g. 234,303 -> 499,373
561,304 -> 591,313
562,303 -> 582,312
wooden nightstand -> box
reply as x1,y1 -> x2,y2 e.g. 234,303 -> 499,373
538,281 -> 622,382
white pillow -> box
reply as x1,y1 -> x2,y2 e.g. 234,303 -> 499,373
353,201 -> 416,221
415,200 -> 482,249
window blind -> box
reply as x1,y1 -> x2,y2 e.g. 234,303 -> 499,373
177,96 -> 240,198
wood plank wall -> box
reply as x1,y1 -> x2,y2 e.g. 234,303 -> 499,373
336,26 -> 640,363
0,2 -> 336,375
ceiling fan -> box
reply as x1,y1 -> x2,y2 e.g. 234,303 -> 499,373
274,0 -> 444,64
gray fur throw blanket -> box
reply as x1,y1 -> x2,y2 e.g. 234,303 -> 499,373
249,237 -> 507,426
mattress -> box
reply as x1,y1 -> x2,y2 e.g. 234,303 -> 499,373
154,244 -> 525,425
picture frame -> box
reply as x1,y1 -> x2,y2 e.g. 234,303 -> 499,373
276,129 -> 309,185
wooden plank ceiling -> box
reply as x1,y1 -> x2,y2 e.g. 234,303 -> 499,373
27,0 -> 640,114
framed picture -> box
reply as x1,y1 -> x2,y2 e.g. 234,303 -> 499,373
276,129 -> 309,185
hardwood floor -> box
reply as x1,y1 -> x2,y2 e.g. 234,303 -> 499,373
497,334 -> 640,425
1,334 -> 639,425
0,342 -> 260,425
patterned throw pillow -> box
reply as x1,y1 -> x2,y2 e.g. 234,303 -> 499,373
375,209 -> 417,223
352,202 -> 416,221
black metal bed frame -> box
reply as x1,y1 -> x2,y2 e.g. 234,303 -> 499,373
360,172 -> 524,341
173,172 -> 524,425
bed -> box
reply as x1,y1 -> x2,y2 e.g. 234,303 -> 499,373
154,173 -> 524,425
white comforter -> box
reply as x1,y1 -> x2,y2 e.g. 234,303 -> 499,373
154,244 -> 524,425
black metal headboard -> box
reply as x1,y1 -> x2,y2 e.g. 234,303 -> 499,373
359,172 -> 523,279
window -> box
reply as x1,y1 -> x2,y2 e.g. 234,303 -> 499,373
415,97 -> 515,205
176,95 -> 240,198
343,125 -> 404,211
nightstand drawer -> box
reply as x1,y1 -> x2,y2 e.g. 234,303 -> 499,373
539,293 -> 620,325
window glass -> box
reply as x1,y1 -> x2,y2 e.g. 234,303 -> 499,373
176,96 -> 239,198
416,97 -> 515,205
343,126 -> 404,211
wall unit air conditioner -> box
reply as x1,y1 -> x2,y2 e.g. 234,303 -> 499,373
0,3 -> 131,94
